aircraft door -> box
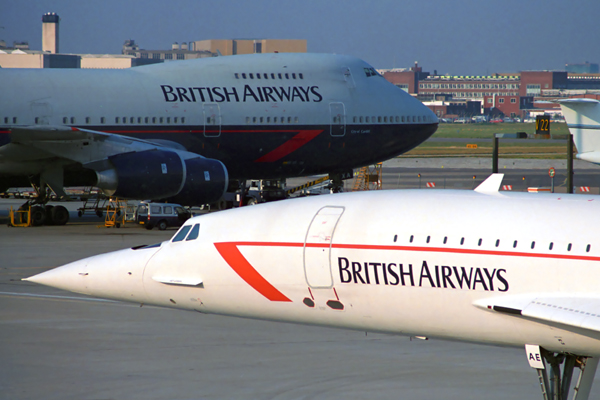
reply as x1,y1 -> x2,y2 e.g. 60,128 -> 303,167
341,66 -> 356,88
203,103 -> 221,137
31,102 -> 52,125
303,206 -> 344,288
329,102 -> 346,137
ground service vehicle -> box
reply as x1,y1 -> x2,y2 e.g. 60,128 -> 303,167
136,202 -> 191,230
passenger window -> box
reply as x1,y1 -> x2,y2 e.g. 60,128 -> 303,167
242,73 -> 247,79
292,73 -> 296,79
299,73 -> 304,79
394,235 -> 398,243
235,73 -> 239,79
567,243 -> 572,251
495,239 -> 500,247
151,205 -> 162,214
249,73 -> 254,79
172,225 -> 192,242
478,238 -> 482,246
460,237 -> 465,245
426,236 -> 431,244
256,73 -> 261,79
549,242 -> 554,250
587,244 -> 591,252
264,73 -> 268,79
443,236 -> 447,244
531,241 -> 536,249
410,235 -> 414,243
186,224 -> 200,241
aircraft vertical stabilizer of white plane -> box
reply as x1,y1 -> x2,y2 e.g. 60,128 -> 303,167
559,98 -> 600,163
25,174 -> 600,399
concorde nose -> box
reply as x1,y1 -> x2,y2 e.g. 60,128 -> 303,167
24,245 -> 157,303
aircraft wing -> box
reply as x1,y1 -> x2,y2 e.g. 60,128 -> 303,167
4,125 -> 185,165
474,295 -> 600,334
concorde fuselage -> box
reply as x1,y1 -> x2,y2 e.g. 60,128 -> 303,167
0,53 -> 437,181
30,187 -> 600,357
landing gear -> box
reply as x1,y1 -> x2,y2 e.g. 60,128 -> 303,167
532,347 -> 598,400
328,170 -> 353,193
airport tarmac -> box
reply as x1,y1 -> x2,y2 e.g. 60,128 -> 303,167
2,158 -> 600,399
0,223 -> 548,400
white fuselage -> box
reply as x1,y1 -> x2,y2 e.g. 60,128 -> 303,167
29,188 -> 600,356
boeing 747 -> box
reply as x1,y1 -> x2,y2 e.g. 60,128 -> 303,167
0,53 -> 437,223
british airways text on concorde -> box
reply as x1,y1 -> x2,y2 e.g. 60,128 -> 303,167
160,84 -> 323,103
338,258 -> 509,292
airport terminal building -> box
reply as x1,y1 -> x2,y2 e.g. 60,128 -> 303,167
382,63 -> 600,120
0,13 -> 306,69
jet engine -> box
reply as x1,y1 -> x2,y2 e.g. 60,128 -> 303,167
93,149 -> 228,205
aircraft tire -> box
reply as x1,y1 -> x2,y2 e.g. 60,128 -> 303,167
44,205 -> 55,225
30,206 -> 46,226
51,206 -> 70,226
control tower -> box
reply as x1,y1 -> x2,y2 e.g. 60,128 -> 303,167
42,12 -> 60,54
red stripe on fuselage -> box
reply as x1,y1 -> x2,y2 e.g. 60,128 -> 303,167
214,242 -> 292,302
215,240 -> 600,302
220,241 -> 600,262
254,129 -> 323,163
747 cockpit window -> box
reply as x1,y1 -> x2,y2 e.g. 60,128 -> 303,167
364,67 -> 379,77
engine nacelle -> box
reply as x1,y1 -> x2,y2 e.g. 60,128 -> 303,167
94,150 -> 228,205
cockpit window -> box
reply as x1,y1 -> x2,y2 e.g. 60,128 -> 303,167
172,225 -> 192,242
186,224 -> 200,241
364,67 -> 379,77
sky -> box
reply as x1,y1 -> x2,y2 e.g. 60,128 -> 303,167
2,0 -> 600,75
